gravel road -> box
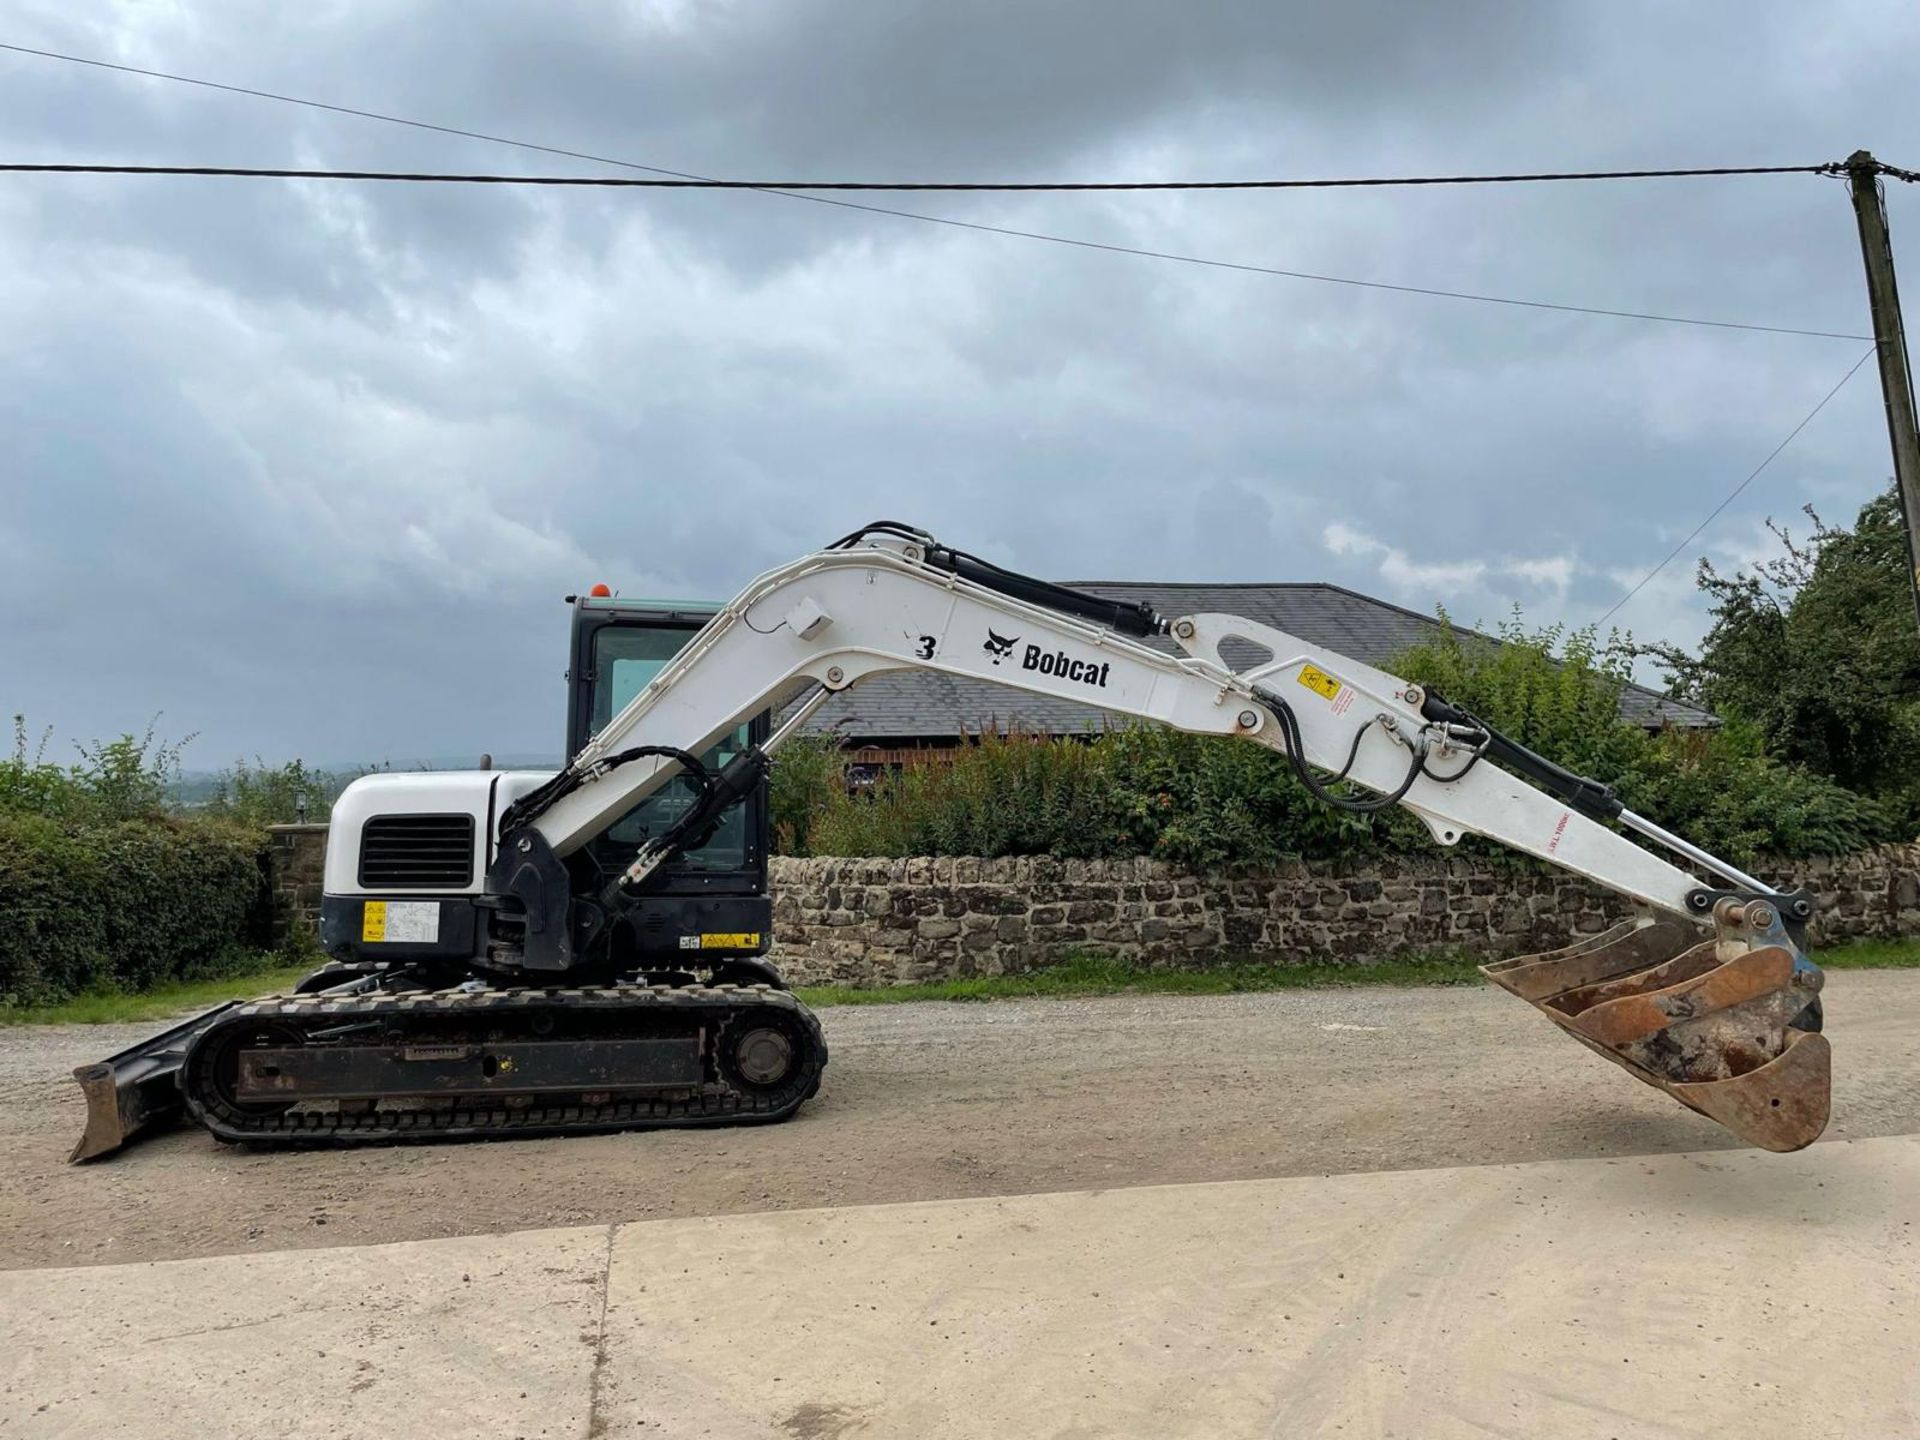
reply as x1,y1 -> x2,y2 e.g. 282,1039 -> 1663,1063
4,971 -> 1916,1270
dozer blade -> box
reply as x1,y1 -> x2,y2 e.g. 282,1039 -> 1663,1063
1481,910 -> 1829,1152
68,1002 -> 238,1162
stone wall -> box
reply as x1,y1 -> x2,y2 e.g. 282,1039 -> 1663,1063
767,847 -> 1920,987
265,823 -> 329,943
262,826 -> 1920,988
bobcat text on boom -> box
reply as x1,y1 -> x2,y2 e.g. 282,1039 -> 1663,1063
1021,644 -> 1111,688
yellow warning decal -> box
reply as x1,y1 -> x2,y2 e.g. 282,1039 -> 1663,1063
1296,664 -> 1342,702
361,901 -> 388,943
701,932 -> 762,949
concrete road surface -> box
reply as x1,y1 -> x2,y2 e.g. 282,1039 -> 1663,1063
4,1136 -> 1914,1439
5,976 -> 1917,1437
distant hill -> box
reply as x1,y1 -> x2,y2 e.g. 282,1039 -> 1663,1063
170,753 -> 563,811
305,753 -> 564,776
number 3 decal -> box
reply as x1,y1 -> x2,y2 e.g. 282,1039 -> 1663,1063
916,634 -> 938,660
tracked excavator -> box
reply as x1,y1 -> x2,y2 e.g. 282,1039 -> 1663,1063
71,522 -> 1831,1161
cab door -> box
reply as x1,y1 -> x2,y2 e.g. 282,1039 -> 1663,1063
564,602 -> 771,897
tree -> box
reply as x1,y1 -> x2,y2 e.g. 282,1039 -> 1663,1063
1395,613 -> 1889,862
1647,486 -> 1920,822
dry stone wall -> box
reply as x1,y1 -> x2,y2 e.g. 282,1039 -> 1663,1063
767,847 -> 1920,987
265,827 -> 1920,988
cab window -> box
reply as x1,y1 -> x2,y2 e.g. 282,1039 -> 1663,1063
589,625 -> 748,873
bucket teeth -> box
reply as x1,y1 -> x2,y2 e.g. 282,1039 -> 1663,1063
1482,917 -> 1829,1152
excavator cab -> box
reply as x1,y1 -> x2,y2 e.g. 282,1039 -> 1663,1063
563,595 -> 776,974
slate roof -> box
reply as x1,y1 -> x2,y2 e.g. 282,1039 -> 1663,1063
790,581 -> 1714,742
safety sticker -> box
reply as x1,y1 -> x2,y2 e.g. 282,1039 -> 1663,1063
701,932 -> 761,949
1296,664 -> 1342,702
362,900 -> 440,944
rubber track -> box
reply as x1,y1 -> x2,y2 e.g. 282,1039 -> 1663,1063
179,982 -> 827,1147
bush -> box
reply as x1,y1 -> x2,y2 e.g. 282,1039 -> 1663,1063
0,714 -> 192,825
0,813 -> 272,1006
0,718 -> 92,821
803,732 -> 1128,860
781,727 -> 1390,866
1093,727 -> 1384,868
1619,728 -> 1891,863
0,718 -> 333,1006
769,735 -> 847,857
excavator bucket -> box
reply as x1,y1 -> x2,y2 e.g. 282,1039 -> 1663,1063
1481,902 -> 1829,1152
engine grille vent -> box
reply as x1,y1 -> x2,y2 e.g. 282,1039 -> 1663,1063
358,814 -> 475,889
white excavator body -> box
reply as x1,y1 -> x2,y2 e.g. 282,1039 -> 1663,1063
70,523 -> 1829,1160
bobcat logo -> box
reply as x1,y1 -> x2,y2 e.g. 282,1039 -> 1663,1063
983,629 -> 1018,665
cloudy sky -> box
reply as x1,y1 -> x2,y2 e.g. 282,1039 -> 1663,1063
1,2 -> 1914,768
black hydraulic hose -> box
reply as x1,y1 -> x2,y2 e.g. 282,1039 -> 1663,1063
1322,713 -> 1378,784
1419,747 -> 1486,785
600,745 -> 717,816
825,519 -> 933,550
1254,686 -> 1425,813
923,547 -> 1165,638
499,744 -> 713,837
1417,691 -> 1622,820
827,520 -> 1166,638
628,746 -> 772,883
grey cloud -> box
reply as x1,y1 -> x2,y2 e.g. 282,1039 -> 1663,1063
0,1 -> 1913,765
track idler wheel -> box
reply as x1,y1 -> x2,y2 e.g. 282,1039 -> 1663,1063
715,1010 -> 815,1100
1482,909 -> 1830,1152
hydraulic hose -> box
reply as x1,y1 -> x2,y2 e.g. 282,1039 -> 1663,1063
1253,686 -> 1426,813
499,744 -> 714,837
827,520 -> 1165,638
1417,691 -> 1622,821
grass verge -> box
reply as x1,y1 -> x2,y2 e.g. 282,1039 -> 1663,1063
1815,938 -> 1920,969
0,961 -> 313,1027
796,938 -> 1920,1007
795,952 -> 1487,1007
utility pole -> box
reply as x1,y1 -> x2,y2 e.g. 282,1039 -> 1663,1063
1846,150 -> 1920,628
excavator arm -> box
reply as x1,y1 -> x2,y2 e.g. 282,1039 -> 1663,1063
497,524 -> 1827,1151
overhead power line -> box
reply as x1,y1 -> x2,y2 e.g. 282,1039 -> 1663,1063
0,164 -> 1878,342
0,40 -> 1873,342
0,158 -> 1848,191
1597,344 -> 1878,626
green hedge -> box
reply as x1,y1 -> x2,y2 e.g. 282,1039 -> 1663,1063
775,729 -> 1400,867
0,813 -> 272,1006
773,718 -> 1891,868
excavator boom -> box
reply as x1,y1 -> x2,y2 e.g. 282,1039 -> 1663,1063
71,523 -> 1829,1157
